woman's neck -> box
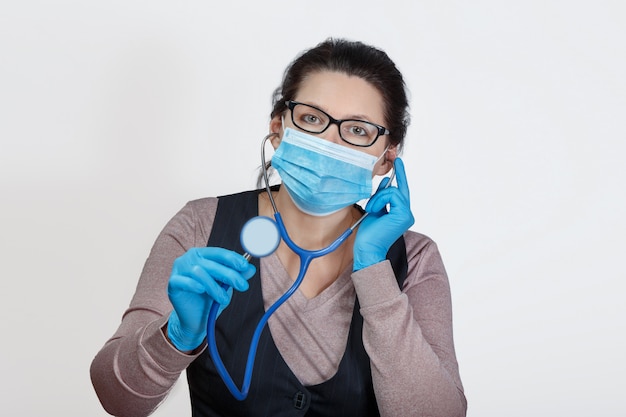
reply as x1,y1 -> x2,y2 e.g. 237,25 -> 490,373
258,186 -> 359,298
259,187 -> 359,249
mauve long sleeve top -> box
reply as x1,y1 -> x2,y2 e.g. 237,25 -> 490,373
90,197 -> 467,417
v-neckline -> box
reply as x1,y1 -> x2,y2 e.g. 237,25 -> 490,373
261,253 -> 354,313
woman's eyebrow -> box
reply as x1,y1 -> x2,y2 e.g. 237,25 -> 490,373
300,100 -> 374,121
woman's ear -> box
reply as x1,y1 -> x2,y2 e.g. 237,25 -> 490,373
269,115 -> 283,149
375,145 -> 398,176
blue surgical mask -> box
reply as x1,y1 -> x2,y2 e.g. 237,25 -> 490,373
272,128 -> 385,216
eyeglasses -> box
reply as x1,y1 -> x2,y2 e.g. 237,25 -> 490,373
286,101 -> 390,147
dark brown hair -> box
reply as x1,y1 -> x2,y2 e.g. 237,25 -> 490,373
271,38 -> 410,150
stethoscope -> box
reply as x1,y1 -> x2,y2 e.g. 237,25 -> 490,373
206,133 -> 394,400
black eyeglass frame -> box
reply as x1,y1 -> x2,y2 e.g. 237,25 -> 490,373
285,100 -> 390,147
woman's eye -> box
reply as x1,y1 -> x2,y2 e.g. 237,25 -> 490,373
302,114 -> 320,124
349,125 -> 368,136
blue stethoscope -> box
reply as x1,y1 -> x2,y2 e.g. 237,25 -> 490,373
207,133 -> 393,400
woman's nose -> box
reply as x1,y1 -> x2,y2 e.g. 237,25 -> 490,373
320,121 -> 343,145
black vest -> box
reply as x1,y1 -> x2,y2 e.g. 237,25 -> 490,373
187,189 -> 407,417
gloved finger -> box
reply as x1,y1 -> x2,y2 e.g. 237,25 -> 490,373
364,191 -> 387,216
169,271 -> 231,305
171,251 -> 252,297
217,287 -> 234,315
364,186 -> 396,212
393,158 -> 411,201
365,187 -> 411,216
240,262 -> 257,280
186,247 -> 255,288
191,247 -> 251,272
377,176 -> 391,191
364,177 -> 393,216
189,257 -> 253,293
173,247 -> 240,276
168,273 -> 207,295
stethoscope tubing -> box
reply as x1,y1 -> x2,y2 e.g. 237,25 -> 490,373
207,212 -> 353,400
206,134 -> 356,400
206,133 -> 393,400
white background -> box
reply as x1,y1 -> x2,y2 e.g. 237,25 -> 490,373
1,1 -> 624,416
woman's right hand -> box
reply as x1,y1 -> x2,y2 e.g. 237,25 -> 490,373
166,247 -> 256,352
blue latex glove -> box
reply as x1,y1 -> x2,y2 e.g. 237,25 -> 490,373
353,158 -> 415,271
166,247 -> 256,351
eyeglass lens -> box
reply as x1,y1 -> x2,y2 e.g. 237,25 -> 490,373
290,102 -> 383,147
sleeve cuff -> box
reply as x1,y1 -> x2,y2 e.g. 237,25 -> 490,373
141,315 -> 206,373
351,260 -> 402,309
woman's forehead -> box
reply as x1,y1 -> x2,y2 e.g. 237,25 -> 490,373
294,71 -> 385,122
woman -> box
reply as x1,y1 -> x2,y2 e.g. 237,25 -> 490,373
91,38 -> 467,417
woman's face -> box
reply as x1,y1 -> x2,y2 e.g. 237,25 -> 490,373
270,70 -> 396,175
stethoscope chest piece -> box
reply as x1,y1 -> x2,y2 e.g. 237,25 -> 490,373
240,216 -> 280,259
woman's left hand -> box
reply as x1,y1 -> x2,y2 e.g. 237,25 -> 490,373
353,158 -> 414,271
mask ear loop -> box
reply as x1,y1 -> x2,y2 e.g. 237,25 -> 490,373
377,144 -> 391,164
